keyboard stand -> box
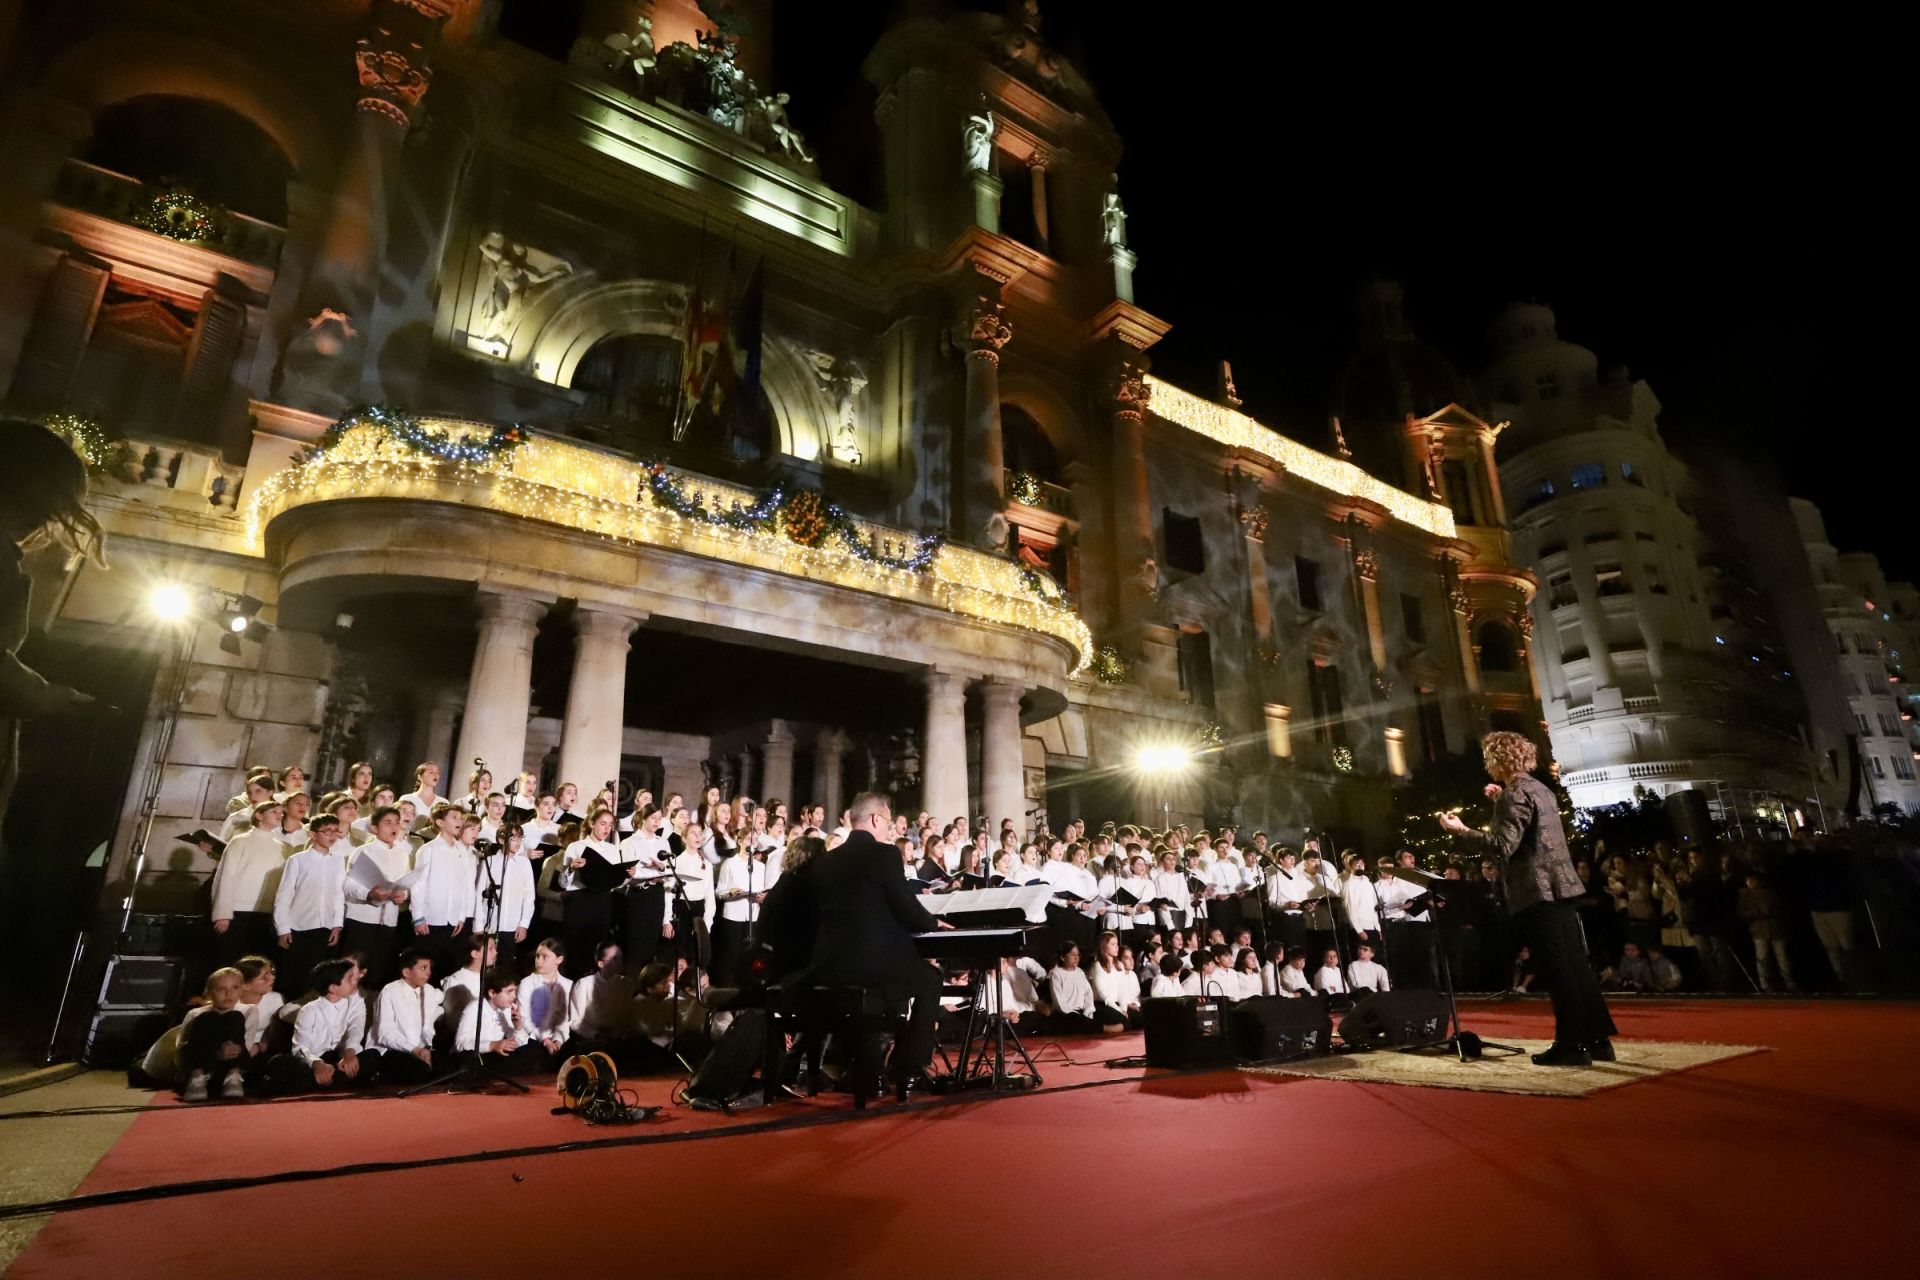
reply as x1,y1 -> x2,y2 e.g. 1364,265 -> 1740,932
940,964 -> 1041,1094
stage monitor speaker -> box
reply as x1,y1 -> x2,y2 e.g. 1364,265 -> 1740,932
1664,789 -> 1715,846
1227,995 -> 1332,1062
1336,989 -> 1449,1050
1142,996 -> 1231,1068
685,1007 -> 766,1106
97,955 -> 187,1008
84,1008 -> 172,1068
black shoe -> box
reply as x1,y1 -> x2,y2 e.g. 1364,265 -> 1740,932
1530,1042 -> 1593,1067
893,1073 -> 936,1100
1588,1039 -> 1616,1062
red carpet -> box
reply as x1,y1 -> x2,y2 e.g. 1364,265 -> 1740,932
11,999 -> 1920,1278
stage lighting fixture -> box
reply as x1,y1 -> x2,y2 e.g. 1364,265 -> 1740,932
227,613 -> 249,634
1134,743 -> 1194,774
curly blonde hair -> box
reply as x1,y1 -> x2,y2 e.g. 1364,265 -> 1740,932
1481,730 -> 1538,780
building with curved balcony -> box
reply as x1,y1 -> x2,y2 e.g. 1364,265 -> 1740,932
1486,304 -> 1823,824
0,1 -> 1498,923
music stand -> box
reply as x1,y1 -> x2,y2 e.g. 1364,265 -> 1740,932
1397,866 -> 1524,1062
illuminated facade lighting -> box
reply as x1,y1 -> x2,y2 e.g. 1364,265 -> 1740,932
1145,376 -> 1457,539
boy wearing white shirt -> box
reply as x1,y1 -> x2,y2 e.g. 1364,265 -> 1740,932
342,805 -> 416,986
272,815 -> 348,995
1348,943 -> 1391,993
209,801 -> 290,967
455,970 -> 544,1071
1312,948 -> 1350,997
1148,953 -> 1186,998
368,947 -> 443,1085
1275,946 -> 1313,996
1341,856 -> 1382,948
438,933 -> 497,1052
264,958 -> 371,1092
411,802 -> 477,977
518,938 -> 573,1055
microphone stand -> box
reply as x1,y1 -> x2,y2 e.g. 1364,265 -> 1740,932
400,841 -> 528,1096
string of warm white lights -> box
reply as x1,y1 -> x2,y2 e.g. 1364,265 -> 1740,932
1145,376 -> 1458,539
246,421 -> 1094,672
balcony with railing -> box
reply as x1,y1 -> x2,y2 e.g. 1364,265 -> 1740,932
245,414 -> 1093,670
49,158 -> 287,269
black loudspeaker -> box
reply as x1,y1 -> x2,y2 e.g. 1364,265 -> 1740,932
1227,995 -> 1332,1063
685,1007 -> 767,1106
1336,989 -> 1450,1050
1142,996 -> 1231,1068
1664,789 -> 1715,846
123,913 -> 204,956
84,1008 -> 173,1068
98,955 -> 187,1008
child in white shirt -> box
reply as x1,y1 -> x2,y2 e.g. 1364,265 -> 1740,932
1348,943 -> 1391,993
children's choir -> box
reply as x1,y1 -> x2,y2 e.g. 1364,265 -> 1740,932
150,760 -> 1463,1098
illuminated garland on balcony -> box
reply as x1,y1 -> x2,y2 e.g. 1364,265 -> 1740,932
43,411 -> 131,475
314,405 -> 525,466
643,461 -> 783,531
130,188 -> 225,244
246,419 -> 1091,672
644,462 -> 944,573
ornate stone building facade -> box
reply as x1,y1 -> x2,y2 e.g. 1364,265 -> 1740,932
0,2 -> 1527,914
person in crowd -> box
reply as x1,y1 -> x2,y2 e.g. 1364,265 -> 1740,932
177,967 -> 251,1101
271,813 -> 348,993
399,763 -> 442,828
1738,870 -> 1799,993
342,804 -> 415,986
439,933 -> 498,1050
209,800 -> 290,967
1148,952 -> 1185,998
368,946 -> 443,1085
220,775 -> 278,843
476,822 -> 537,950
1440,731 -> 1617,1066
1647,946 -> 1684,994
1088,930 -> 1143,1032
456,968 -> 543,1070
265,958 -> 370,1093
411,802 -> 477,977
1341,853 -> 1382,952
997,954 -> 1050,1027
1348,942 -> 1390,993
567,941 -> 640,1065
1602,940 -> 1656,992
1312,948 -> 1348,997
1048,941 -> 1098,1032
518,938 -> 573,1056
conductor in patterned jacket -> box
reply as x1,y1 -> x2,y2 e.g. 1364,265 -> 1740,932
1440,731 -> 1617,1066
809,791 -> 944,1091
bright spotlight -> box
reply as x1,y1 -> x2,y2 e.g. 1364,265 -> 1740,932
147,583 -> 196,621
227,613 -> 249,634
1135,744 -> 1193,774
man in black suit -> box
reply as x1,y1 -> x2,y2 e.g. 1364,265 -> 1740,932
810,791 -> 945,1090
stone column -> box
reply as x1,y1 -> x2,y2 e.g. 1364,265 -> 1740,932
453,591 -> 548,787
953,293 -> 1013,550
423,687 -> 464,788
760,721 -> 796,809
1105,358 -> 1155,641
1241,500 -> 1274,645
814,728 -> 848,821
733,750 -> 756,799
1027,152 -> 1051,252
279,0 -> 446,412
556,607 -> 644,793
1449,585 -> 1481,695
979,678 -> 1027,833
920,671 -> 969,821
1355,547 -> 1388,674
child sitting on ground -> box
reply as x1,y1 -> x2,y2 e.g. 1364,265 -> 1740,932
265,958 -> 371,1093
179,968 -> 251,1100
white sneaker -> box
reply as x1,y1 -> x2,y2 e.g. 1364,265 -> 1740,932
182,1070 -> 209,1102
221,1068 -> 246,1099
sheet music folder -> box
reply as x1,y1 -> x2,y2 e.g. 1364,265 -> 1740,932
920,884 -> 1051,926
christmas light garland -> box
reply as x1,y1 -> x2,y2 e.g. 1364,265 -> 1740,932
43,411 -> 130,474
246,417 -> 1092,672
314,405 -> 524,466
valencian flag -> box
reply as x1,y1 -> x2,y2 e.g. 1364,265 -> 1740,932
674,254 -> 765,450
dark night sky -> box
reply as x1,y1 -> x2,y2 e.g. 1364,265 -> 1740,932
761,3 -> 1907,574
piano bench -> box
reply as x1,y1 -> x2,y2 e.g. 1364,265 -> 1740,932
765,982 -> 906,1111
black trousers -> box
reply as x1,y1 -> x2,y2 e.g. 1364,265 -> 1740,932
215,911 -> 274,970
1272,912 -> 1308,950
180,1009 -> 248,1076
422,924 -> 466,981
886,960 -> 943,1083
341,920 -> 398,987
367,1047 -> 438,1085
279,928 -> 336,995
711,917 -> 751,986
1384,921 -> 1435,989
1520,901 -> 1619,1045
619,886 -> 668,973
563,892 -> 612,979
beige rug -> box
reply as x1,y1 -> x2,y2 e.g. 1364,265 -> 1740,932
1242,1039 -> 1766,1098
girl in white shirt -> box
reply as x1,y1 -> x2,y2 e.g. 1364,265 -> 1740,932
475,824 -> 538,945
1150,849 -> 1192,934
1229,946 -> 1263,1000
560,810 -> 620,979
518,938 -> 574,1054
1087,931 -> 1142,1033
459,767 -> 493,816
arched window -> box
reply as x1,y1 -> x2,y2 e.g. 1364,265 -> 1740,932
1476,620 -> 1520,673
1002,405 -> 1061,484
85,96 -> 294,224
571,334 -> 681,445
